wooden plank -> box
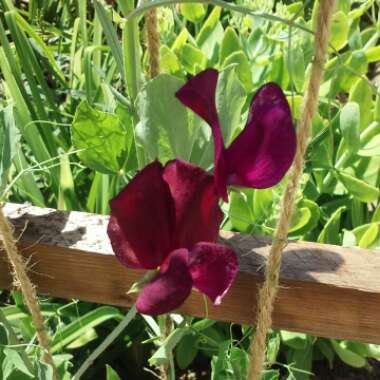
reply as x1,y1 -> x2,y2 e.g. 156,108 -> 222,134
1,202 -> 380,343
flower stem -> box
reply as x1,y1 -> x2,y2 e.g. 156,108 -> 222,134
72,305 -> 137,380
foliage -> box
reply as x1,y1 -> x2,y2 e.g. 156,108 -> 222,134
0,0 -> 380,378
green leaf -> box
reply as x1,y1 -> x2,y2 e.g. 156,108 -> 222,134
372,204 -> 380,222
171,28 -> 189,54
106,365 -> 122,380
176,334 -> 198,369
136,74 -> 191,163
286,345 -> 313,380
94,1 -> 124,81
2,348 -> 34,379
115,104 -> 137,171
192,319 -> 216,331
316,339 -> 335,369
160,45 -> 182,76
289,207 -> 311,233
0,105 -> 20,192
340,102 -> 360,153
366,344 -> 380,360
14,12 -> 65,83
281,331 -> 308,350
211,341 -> 233,380
219,27 -> 241,65
230,347 -> 248,380
216,66 -> 246,145
71,101 -> 130,174
228,190 -> 254,232
262,370 -> 280,380
358,134 -> 380,157
252,188 -> 273,220
358,223 -> 378,248
267,331 -> 281,365
288,47 -> 305,92
36,361 -> 54,380
349,78 -> 373,130
180,3 -> 206,23
223,51 -> 253,93
374,88 -> 380,121
293,199 -> 320,236
51,306 -> 123,353
270,54 -> 289,90
317,206 -> 345,244
331,340 -> 366,368
365,46 -> 380,63
329,11 -> 349,51
149,327 -> 189,366
66,327 -> 98,349
337,171 -> 379,202
196,7 -> 223,61
180,43 -> 206,74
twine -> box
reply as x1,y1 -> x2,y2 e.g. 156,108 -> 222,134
146,8 -> 160,78
247,1 -> 337,379
0,206 -> 57,379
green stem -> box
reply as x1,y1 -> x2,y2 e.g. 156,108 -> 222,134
127,0 -> 314,36
72,305 -> 137,380
118,0 -> 145,168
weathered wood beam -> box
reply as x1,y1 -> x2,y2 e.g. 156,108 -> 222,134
1,203 -> 380,343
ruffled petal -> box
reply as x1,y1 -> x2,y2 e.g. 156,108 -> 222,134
188,242 -> 238,305
108,161 -> 176,269
136,249 -> 193,315
163,159 -> 223,249
175,69 -> 228,201
225,82 -> 296,189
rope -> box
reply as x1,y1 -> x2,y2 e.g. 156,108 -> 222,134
146,8 -> 160,78
247,1 -> 337,378
0,206 -> 58,380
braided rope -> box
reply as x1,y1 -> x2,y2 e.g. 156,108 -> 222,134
247,1 -> 337,378
146,8 -> 160,78
0,206 -> 57,379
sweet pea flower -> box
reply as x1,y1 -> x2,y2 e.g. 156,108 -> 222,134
176,68 -> 297,201
107,159 -> 238,315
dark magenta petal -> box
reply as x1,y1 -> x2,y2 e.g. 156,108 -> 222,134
107,216 -> 143,269
225,83 -> 296,189
189,242 -> 238,305
108,161 -> 175,269
136,249 -> 193,315
163,159 -> 223,249
175,68 -> 219,126
175,69 -> 228,201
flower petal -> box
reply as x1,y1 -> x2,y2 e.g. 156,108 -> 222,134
136,249 -> 192,315
107,215 -> 143,269
175,68 -> 219,126
163,159 -> 223,249
225,82 -> 296,189
175,69 -> 228,200
188,242 -> 238,305
108,161 -> 176,269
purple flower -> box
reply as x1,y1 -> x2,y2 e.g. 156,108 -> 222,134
107,159 -> 238,315
176,68 -> 297,201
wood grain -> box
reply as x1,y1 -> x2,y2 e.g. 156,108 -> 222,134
1,203 -> 380,343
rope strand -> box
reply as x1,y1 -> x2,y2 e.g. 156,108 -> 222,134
146,8 -> 160,78
247,1 -> 337,378
0,206 -> 58,379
